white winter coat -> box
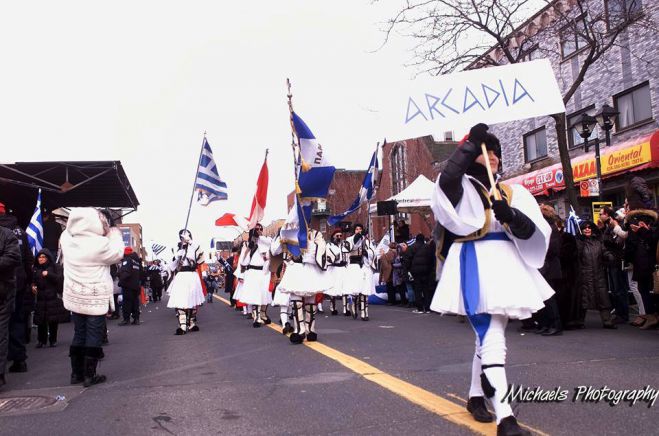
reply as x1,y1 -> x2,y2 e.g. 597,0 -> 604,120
60,208 -> 125,315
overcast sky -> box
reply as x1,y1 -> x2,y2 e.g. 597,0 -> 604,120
1,1 -> 475,253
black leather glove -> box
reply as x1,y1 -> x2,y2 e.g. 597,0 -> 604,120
469,123 -> 490,146
490,197 -> 536,240
491,199 -> 515,224
439,139 -> 480,207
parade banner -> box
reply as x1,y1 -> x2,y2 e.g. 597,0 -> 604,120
378,59 -> 565,139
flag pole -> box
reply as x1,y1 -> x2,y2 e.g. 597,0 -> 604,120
366,141 -> 380,240
286,79 -> 311,236
184,132 -> 207,232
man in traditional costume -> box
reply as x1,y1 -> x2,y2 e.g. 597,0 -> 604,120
430,123 -> 553,436
343,224 -> 376,321
325,229 -> 349,315
269,231 -> 294,335
235,224 -> 272,328
166,230 -> 206,335
277,228 -> 328,344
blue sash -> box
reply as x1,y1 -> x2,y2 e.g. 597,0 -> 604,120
460,232 -> 511,344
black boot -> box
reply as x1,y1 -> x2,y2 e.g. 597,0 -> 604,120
282,322 -> 293,335
497,416 -> 530,436
69,346 -> 85,384
8,361 -> 27,373
466,396 -> 493,423
306,331 -> 318,342
289,332 -> 305,344
83,348 -> 107,388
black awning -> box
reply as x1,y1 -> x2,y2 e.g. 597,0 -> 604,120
0,161 -> 139,227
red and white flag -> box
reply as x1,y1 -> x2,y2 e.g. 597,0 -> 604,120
215,213 -> 248,230
247,155 -> 269,229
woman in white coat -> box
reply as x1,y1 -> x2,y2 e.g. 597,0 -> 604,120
60,208 -> 125,387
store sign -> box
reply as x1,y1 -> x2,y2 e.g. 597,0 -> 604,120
519,167 -> 564,195
579,179 -> 600,197
572,142 -> 652,181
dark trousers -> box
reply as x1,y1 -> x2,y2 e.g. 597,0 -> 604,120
607,266 -> 629,321
412,275 -> 431,311
0,286 -> 15,373
226,275 -> 236,306
8,289 -> 27,363
637,276 -> 656,314
122,288 -> 140,321
386,281 -> 396,304
37,322 -> 59,345
538,294 -> 562,330
71,313 -> 105,348
112,294 -> 120,318
151,285 -> 163,301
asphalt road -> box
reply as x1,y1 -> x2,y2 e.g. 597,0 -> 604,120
1,293 -> 657,435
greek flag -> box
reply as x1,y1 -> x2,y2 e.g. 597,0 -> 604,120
26,189 -> 44,256
328,148 -> 378,226
195,138 -> 228,206
565,206 -> 582,236
292,112 -> 335,200
152,243 -> 167,256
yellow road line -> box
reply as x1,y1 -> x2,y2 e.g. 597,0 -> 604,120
212,294 -> 543,435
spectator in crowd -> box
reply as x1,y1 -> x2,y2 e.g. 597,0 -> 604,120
0,203 -> 33,373
32,249 -> 69,348
408,234 -> 436,313
379,242 -> 398,305
599,206 -> 630,323
118,247 -> 143,326
394,219 -> 410,244
556,219 -> 580,329
575,221 -> 617,329
392,243 -> 408,306
0,222 -> 21,390
536,205 -> 563,336
399,242 -> 415,307
109,263 -> 121,320
60,208 -> 124,387
42,210 -> 63,255
623,204 -> 658,330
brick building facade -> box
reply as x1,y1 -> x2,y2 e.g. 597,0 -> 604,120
371,135 -> 457,242
484,0 -> 659,218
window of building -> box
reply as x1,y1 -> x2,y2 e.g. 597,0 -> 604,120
524,127 -> 548,162
391,142 -> 407,195
560,15 -> 588,58
567,105 -> 599,148
520,45 -> 540,62
606,0 -> 643,30
614,82 -> 652,130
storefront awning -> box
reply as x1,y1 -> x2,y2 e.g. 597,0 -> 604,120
504,130 -> 659,196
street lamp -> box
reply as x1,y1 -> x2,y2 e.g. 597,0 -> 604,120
593,104 -> 619,200
573,113 -> 597,152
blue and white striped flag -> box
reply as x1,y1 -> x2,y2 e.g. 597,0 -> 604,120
195,138 -> 228,206
280,198 -> 312,256
565,206 -> 582,236
151,243 -> 167,256
26,189 -> 44,256
328,148 -> 379,226
292,112 -> 336,200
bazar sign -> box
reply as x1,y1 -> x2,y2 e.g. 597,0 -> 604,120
572,142 -> 651,181
378,59 -> 566,140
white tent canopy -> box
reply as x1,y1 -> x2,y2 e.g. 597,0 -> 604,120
370,174 -> 435,214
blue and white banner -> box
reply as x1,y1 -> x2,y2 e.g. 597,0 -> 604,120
26,189 -> 44,256
328,148 -> 378,226
195,138 -> 228,205
376,59 -> 566,139
292,112 -> 335,200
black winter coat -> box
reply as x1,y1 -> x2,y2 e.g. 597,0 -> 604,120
0,226 -> 21,299
32,249 -> 69,324
409,242 -> 436,279
576,236 -> 614,311
539,224 -> 562,281
119,253 -> 143,290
